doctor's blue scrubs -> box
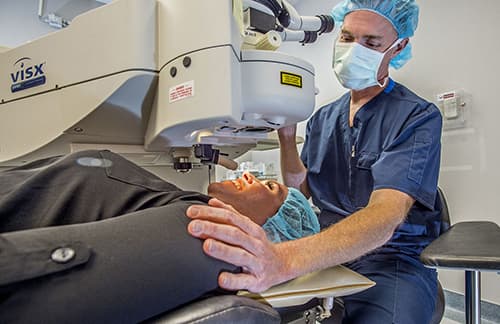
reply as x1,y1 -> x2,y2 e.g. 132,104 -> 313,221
301,79 -> 443,324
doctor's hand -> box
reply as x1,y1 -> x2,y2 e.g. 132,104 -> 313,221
186,198 -> 291,293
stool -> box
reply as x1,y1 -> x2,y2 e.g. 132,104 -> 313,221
420,221 -> 500,324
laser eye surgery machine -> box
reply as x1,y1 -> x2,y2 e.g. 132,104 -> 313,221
0,1 -> 375,322
0,0 -> 332,176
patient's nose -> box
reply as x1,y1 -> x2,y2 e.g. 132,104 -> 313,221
242,172 -> 255,184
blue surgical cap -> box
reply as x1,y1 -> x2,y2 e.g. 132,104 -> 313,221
262,187 -> 320,243
331,0 -> 419,69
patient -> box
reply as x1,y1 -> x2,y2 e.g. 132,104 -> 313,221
0,149 -> 318,323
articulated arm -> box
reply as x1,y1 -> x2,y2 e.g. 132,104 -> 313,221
243,0 -> 335,45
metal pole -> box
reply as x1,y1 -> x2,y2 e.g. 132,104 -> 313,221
465,270 -> 481,324
38,0 -> 45,17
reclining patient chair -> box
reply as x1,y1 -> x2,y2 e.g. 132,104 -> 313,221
145,265 -> 375,323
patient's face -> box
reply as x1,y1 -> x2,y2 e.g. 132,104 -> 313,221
208,172 -> 288,225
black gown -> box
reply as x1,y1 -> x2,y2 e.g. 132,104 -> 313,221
0,150 -> 237,323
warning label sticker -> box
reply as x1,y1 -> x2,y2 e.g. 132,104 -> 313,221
280,72 -> 302,88
169,80 -> 195,103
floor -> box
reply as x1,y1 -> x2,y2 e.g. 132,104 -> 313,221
441,312 -> 498,324
441,318 -> 461,324
440,290 -> 500,324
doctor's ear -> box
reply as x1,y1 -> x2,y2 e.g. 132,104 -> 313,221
394,38 -> 409,56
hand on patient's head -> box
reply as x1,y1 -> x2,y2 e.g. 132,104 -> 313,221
186,199 -> 290,292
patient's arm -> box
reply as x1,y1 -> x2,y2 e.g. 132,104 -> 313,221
0,201 -> 238,323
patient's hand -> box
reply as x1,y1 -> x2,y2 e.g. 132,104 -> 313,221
186,198 -> 292,293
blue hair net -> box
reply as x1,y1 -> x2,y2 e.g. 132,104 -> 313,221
262,187 -> 320,243
331,0 -> 419,69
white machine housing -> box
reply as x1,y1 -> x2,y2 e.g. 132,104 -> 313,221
0,0 -> 316,169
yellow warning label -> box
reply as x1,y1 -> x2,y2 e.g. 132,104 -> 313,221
280,72 -> 302,88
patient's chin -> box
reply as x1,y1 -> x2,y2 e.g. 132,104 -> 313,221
207,183 -> 217,194
206,186 -> 234,206
207,183 -> 224,197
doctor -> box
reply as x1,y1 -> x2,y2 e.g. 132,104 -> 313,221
187,0 -> 443,323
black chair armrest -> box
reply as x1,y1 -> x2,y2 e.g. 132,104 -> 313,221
420,221 -> 500,270
144,295 -> 280,324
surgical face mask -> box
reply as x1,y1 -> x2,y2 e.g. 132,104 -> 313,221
333,39 -> 401,90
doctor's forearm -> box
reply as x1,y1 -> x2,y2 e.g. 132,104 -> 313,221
279,194 -> 409,277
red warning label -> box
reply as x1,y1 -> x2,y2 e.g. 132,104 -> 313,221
169,80 -> 195,103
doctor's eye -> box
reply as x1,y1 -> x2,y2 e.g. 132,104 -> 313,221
366,42 -> 382,49
339,34 -> 353,42
265,181 -> 274,190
